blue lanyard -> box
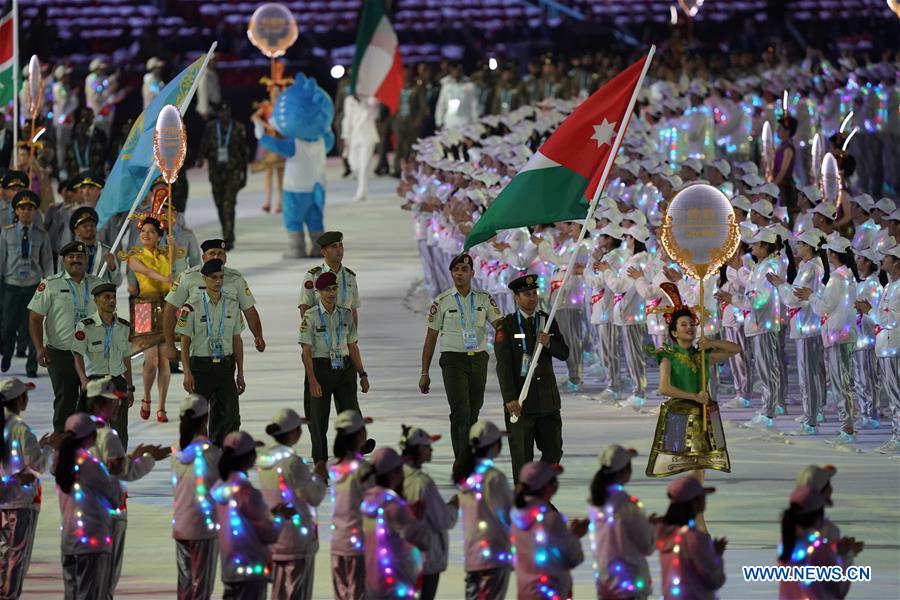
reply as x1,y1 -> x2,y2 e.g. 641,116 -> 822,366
6,203 -> 13,224
202,291 -> 227,340
317,305 -> 344,351
73,131 -> 92,169
84,243 -> 96,272
15,223 -> 32,260
323,265 -> 348,306
454,292 -> 476,330
65,278 -> 89,315
216,121 -> 233,149
515,310 -> 539,354
103,320 -> 115,359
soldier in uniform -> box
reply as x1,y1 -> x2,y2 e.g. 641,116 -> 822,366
489,64 -> 523,115
392,67 -> 428,177
66,206 -> 123,286
494,275 -> 569,481
0,191 -> 53,376
298,231 -> 360,324
64,107 -> 107,177
419,253 -> 502,458
0,171 -> 43,229
299,271 -> 370,476
72,282 -> 135,446
198,104 -> 249,251
494,275 -> 569,483
44,178 -> 78,266
163,239 -> 265,365
28,241 -> 102,431
176,259 -> 247,446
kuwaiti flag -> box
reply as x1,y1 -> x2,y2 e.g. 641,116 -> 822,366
350,0 -> 403,113
465,54 -> 650,249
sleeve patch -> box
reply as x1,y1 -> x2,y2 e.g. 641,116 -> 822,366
299,317 -> 309,333
495,329 -> 506,343
74,331 -> 86,341
244,282 -> 253,296
489,297 -> 498,308
37,282 -> 46,292
427,303 -> 438,323
304,280 -> 314,289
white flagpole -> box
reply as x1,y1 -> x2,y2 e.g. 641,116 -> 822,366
98,42 -> 217,278
511,45 -> 655,423
11,0 -> 18,167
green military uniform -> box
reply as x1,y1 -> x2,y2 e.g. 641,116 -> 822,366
0,202 -> 54,375
27,262 -> 101,432
199,116 -> 249,249
65,126 -> 107,176
392,81 -> 428,174
428,283 -> 502,457
299,264 -> 360,312
166,264 -> 256,312
489,82 -> 523,115
299,301 -> 360,463
176,288 -> 245,446
494,277 -> 569,483
72,310 -> 133,446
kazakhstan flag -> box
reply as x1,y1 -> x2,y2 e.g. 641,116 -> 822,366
96,56 -> 204,228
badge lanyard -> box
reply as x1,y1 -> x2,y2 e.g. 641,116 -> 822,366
317,305 -> 345,368
65,278 -> 90,322
85,244 -> 96,273
323,265 -> 349,306
202,291 -> 227,358
15,223 -> 33,277
103,321 -> 115,359
454,292 -> 478,351
73,131 -> 92,171
515,310 -> 541,376
216,121 -> 233,163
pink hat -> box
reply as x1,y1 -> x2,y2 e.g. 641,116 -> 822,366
519,461 -> 563,490
371,447 -> 404,476
667,475 -> 716,503
789,485 -> 827,514
64,413 -> 97,439
223,431 -> 263,456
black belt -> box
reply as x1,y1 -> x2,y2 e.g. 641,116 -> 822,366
191,355 -> 234,365
312,356 -> 350,364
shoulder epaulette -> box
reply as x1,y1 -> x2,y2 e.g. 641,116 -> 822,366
81,317 -> 95,326
308,266 -> 322,275
344,267 -> 356,276
46,271 -> 64,280
117,317 -> 130,326
3,224 -> 14,229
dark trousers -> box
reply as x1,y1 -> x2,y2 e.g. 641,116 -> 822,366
303,358 -> 359,464
190,356 -> 240,447
48,347 -> 81,433
211,179 -> 239,244
1,283 -> 37,373
222,579 -> 267,600
439,351 -> 489,458
109,375 -> 130,449
420,573 -> 441,600
504,410 -> 563,484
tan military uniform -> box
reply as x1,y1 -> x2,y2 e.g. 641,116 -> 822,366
298,264 -> 360,311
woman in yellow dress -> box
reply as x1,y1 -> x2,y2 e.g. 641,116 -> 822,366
125,217 -> 173,422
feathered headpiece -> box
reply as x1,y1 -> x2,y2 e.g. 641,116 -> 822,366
648,281 -> 700,325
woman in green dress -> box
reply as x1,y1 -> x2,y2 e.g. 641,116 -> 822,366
646,283 -> 740,528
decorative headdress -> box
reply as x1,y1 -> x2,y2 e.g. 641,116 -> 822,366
648,281 -> 700,325
131,187 -> 171,231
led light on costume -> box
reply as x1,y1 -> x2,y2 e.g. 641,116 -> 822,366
587,484 -> 649,596
171,440 -> 218,532
360,488 -> 421,598
329,456 -> 363,551
211,471 -> 271,577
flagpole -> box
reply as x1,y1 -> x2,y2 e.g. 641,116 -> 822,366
98,42 -> 217,279
11,0 -> 18,167
511,45 -> 655,423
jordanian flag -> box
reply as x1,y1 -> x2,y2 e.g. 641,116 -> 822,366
465,54 -> 650,249
0,0 -> 16,107
350,0 -> 403,113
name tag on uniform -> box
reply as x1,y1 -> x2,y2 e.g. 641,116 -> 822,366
209,337 -> 225,360
521,353 -> 532,377
91,340 -> 102,346
513,333 -> 526,339
462,328 -> 478,351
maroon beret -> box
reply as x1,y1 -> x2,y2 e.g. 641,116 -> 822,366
449,253 -> 473,271
315,271 -> 338,290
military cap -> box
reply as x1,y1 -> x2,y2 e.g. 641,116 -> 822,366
2,170 -> 29,189
60,241 -> 87,256
316,231 -> 343,248
508,274 -> 539,294
69,206 -> 99,231
200,258 -> 224,276
91,282 -> 117,296
200,239 -> 227,252
71,172 -> 105,190
448,253 -> 473,271
12,190 -> 39,209
315,271 -> 338,290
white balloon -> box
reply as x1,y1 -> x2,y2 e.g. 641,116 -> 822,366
821,153 -> 840,205
28,55 -> 41,116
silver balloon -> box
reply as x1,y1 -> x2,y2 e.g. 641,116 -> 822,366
760,121 -> 774,180
821,153 -> 840,204
153,105 -> 186,184
27,55 -> 41,117
660,183 -> 740,280
810,133 -> 824,188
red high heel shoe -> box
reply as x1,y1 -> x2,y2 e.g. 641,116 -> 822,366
157,410 -> 169,423
140,399 -> 151,420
